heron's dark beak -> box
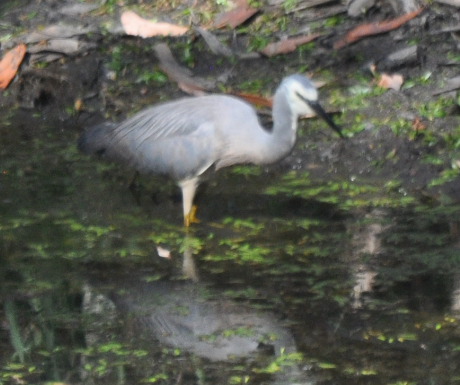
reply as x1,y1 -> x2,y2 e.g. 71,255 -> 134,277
308,100 -> 343,138
297,93 -> 344,138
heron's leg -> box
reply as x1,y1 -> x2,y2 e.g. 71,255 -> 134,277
128,171 -> 140,190
179,177 -> 200,227
128,171 -> 142,205
185,205 -> 199,227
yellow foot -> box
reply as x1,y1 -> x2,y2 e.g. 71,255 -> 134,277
184,205 -> 200,227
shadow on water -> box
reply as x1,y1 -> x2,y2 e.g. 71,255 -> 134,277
2,110 -> 460,384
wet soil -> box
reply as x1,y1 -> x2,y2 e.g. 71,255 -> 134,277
1,0 -> 459,202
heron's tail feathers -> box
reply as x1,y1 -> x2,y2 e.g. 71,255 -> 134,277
78,122 -> 117,156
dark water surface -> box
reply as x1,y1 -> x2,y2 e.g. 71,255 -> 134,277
2,110 -> 460,385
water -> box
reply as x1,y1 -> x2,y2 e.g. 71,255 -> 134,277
1,109 -> 460,385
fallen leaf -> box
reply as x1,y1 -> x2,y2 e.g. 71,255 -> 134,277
432,76 -> 460,95
59,3 -> 99,16
333,8 -> 424,49
25,25 -> 98,43
411,117 -> 426,132
434,0 -> 460,6
154,43 -> 214,96
377,73 -> 404,91
0,44 -> 26,90
28,38 -> 97,55
74,98 -> 82,111
156,246 -> 171,259
121,11 -> 188,38
29,53 -> 63,64
194,26 -> 233,57
154,43 -> 193,76
232,92 -> 273,107
177,81 -> 208,96
260,34 -> 321,57
211,0 -> 258,29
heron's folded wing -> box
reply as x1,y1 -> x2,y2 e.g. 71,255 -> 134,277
111,96 -> 221,147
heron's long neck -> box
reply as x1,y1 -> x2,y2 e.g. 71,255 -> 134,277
260,89 -> 297,163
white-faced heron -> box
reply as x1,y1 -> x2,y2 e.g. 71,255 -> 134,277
78,74 -> 343,226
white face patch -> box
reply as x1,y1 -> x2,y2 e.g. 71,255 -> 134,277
286,80 -> 318,117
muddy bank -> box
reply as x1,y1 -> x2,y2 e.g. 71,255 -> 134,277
1,1 -> 459,205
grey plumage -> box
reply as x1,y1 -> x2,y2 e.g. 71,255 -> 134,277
78,74 -> 342,225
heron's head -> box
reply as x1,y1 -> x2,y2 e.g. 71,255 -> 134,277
282,74 -> 343,138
